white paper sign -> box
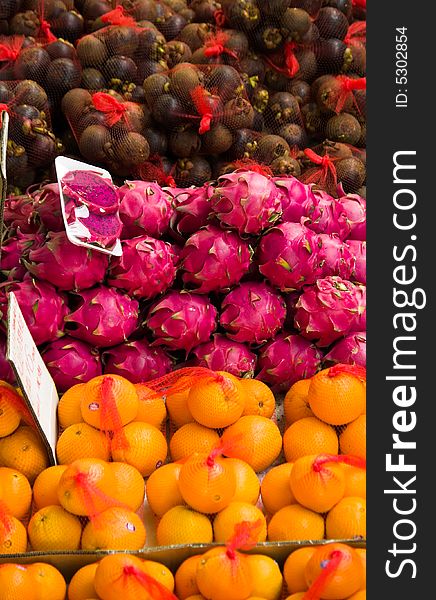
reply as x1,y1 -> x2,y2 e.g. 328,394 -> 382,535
6,292 -> 57,464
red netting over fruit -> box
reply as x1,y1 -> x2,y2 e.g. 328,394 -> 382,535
145,365 -> 230,396
225,519 -> 263,558
114,564 -> 178,600
302,549 -> 344,600
328,363 -> 366,381
312,453 -> 366,473
300,148 -> 338,196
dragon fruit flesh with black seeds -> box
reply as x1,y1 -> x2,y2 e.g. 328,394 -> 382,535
257,222 -> 323,292
211,170 -> 283,235
346,239 -> 366,284
107,236 -> 177,301
102,339 -> 173,383
256,332 -> 323,392
317,233 -> 355,279
220,281 -> 287,345
294,276 -> 366,347
274,176 -> 320,224
146,289 -> 217,353
62,170 -> 120,214
190,334 -> 257,378
339,193 -> 366,241
180,224 -> 252,294
41,337 -> 102,393
25,231 -> 109,291
0,277 -> 69,346
168,184 -> 214,238
324,331 -> 366,367
64,285 -> 139,348
74,210 -> 124,249
118,181 -> 174,239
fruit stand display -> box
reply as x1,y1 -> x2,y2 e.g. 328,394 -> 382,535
0,1 -> 366,599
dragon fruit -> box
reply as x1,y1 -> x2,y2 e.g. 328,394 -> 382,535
0,277 -> 69,346
180,225 -> 251,294
346,239 -> 366,284
64,285 -> 139,348
168,185 -> 213,238
41,337 -> 102,392
118,181 -> 174,239
146,290 -> 217,353
339,194 -> 366,240
303,192 -> 351,240
284,291 -> 301,330
190,334 -> 257,378
294,276 -> 366,347
0,230 -> 45,280
317,233 -> 355,279
75,212 -> 123,249
107,236 -> 177,300
102,339 -> 173,383
274,176 -> 319,223
0,331 -> 15,384
256,332 -> 323,392
3,194 -> 38,234
257,222 -> 322,291
220,281 -> 286,345
32,183 -> 64,232
62,170 -> 120,214
324,331 -> 366,367
25,231 -> 109,291
211,170 -> 282,235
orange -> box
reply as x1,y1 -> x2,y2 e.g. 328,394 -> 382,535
165,377 -> 195,427
57,383 -> 85,429
240,379 -> 275,418
0,388 -> 21,438
33,465 -> 68,510
0,564 -> 32,600
156,505 -> 213,546
111,462 -> 145,512
326,497 -> 366,539
221,415 -> 282,472
0,425 -> 49,483
227,458 -> 260,505
283,417 -> 338,462
0,467 -> 32,518
304,543 -> 364,599
185,595 -> 207,600
289,454 -> 346,513
260,463 -> 295,515
170,422 -> 220,461
245,554 -> 283,600
339,415 -> 366,459
347,592 -> 366,600
56,422 -> 110,464
187,371 -> 246,428
28,505 -> 82,551
178,452 -> 236,514
283,547 -> 317,594
213,502 -> 267,543
81,374 -> 139,430
284,595 -> 306,600
67,563 -> 99,600
111,421 -> 168,476
196,546 -> 253,600
267,504 -> 325,542
356,549 -> 366,589
284,379 -> 313,426
146,462 -> 184,517
175,555 -> 202,600
57,458 -> 117,516
343,464 -> 366,499
81,506 -> 146,550
28,562 -> 67,600
0,513 -> 27,554
307,367 -> 366,426
134,383 -> 167,429
141,560 -> 175,593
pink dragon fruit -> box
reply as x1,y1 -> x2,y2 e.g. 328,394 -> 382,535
180,225 -> 251,294
25,231 -> 109,291
294,276 -> 366,347
346,239 -> 366,284
3,194 -> 38,234
107,236 -> 177,300
32,183 -> 64,232
220,281 -> 286,345
41,337 -> 102,392
168,184 -> 213,237
146,290 -> 217,353
339,194 -> 366,241
211,170 -> 282,235
62,170 -> 120,214
118,181 -> 174,239
257,222 -> 323,291
256,332 -> 323,392
64,285 -> 139,348
190,334 -> 257,378
0,230 -> 45,280
303,192 -> 351,240
274,176 -> 319,223
317,233 -> 355,279
324,331 -> 366,367
102,339 -> 173,383
0,331 -> 15,384
284,291 -> 301,330
0,277 -> 69,346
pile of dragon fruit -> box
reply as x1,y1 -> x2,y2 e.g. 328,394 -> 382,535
0,167 -> 366,392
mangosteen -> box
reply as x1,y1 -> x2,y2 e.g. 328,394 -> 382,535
299,22 -> 320,45
282,8 -> 311,40
290,0 -> 322,17
9,11 -> 40,37
320,140 -> 353,160
152,94 -> 185,128
278,123 -> 308,149
156,13 -> 187,40
170,64 -> 204,104
81,67 -> 106,90
180,8 -> 195,22
239,54 -> 266,82
13,46 -> 50,83
105,56 -> 138,84
301,102 -> 327,139
165,40 -> 192,68
14,80 -> 48,110
325,112 -> 361,145
179,23 -> 212,51
169,127 -> 201,157
13,104 -> 41,122
27,133 -> 57,167
164,0 -> 188,11
124,102 -> 151,133
286,79 -> 311,105
315,7 -> 348,40
61,88 -> 92,118
50,10 -> 84,42
346,45 -> 366,77
225,0 -> 261,31
143,127 -> 168,155
76,35 -> 108,68
136,25 -> 167,59
78,124 -> 111,162
0,1 -> 21,21
143,73 -> 171,109
323,0 -> 352,19
315,38 -> 348,75
136,59 -> 169,84
252,26 -> 284,53
45,39 -> 75,60
190,0 -> 222,22
251,85 -> 270,114
206,65 -> 243,103
270,154 -> 302,177
312,75 -> 347,114
252,111 -> 265,132
6,141 -> 28,178
126,0 -> 158,21
336,157 -> 366,193
113,131 -> 150,167
77,109 -> 109,136
175,156 -> 212,186
223,97 -> 255,129
0,20 -> 8,35
0,83 -> 13,104
260,0 -> 293,18
294,48 -> 317,82
357,121 -> 366,147
228,129 -> 259,160
268,92 -> 301,129
264,67 -> 289,93
255,135 -> 291,164
129,85 -> 146,104
200,124 -> 233,155
105,26 -> 139,57
46,58 -> 82,97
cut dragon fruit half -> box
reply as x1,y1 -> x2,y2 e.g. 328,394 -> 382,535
61,170 -> 120,214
